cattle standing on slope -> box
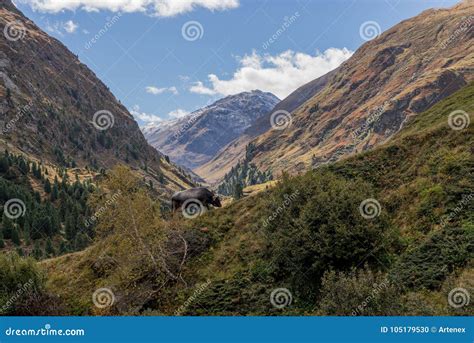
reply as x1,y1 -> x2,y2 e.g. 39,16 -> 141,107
172,187 -> 222,217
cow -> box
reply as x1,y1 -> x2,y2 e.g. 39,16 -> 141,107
171,187 -> 222,215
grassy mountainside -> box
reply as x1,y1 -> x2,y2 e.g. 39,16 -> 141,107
242,1 -> 473,176
196,69 -> 338,184
35,82 -> 473,316
0,1 -> 194,197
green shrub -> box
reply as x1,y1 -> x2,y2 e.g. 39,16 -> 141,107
318,267 -> 402,315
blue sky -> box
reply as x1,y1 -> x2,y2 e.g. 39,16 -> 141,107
14,0 -> 459,126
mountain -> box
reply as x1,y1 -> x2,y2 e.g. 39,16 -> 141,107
0,0 -> 194,196
142,90 -> 279,171
212,1 -> 474,185
196,68 -> 339,184
39,81 -> 473,315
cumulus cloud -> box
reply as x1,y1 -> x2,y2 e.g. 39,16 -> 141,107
190,48 -> 353,99
63,20 -> 78,33
44,19 -> 78,35
130,105 -> 162,123
146,86 -> 178,95
168,108 -> 189,119
18,0 -> 239,17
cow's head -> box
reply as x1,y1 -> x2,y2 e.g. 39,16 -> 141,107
212,194 -> 222,207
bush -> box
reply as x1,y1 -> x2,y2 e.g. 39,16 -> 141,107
391,225 -> 472,290
263,170 -> 396,301
0,252 -> 47,315
318,267 -> 402,315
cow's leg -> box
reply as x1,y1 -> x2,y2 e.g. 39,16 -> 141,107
172,199 -> 179,212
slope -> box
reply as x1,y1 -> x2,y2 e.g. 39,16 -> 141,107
39,81 -> 473,316
0,0 -> 194,195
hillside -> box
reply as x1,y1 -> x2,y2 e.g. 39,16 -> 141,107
0,0 -> 194,196
217,1 -> 474,183
143,90 -> 279,171
196,69 -> 338,184
36,82 -> 473,316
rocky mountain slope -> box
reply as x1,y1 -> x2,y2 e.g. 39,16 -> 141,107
196,68 -> 339,183
0,0 -> 193,195
216,1 -> 474,182
39,81 -> 473,316
142,90 -> 279,171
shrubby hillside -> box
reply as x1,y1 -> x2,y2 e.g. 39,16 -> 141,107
28,82 -> 473,316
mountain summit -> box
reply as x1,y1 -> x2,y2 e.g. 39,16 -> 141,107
143,90 -> 279,171
0,1 -> 193,194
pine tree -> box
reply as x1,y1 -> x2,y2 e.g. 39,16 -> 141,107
233,182 -> 244,200
32,241 -> 42,260
45,238 -> 55,256
11,227 -> 21,246
44,178 -> 51,193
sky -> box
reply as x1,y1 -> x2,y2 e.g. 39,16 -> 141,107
13,0 -> 460,126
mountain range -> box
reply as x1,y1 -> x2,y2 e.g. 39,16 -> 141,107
142,90 -> 279,171
0,0 -> 194,196
189,1 -> 473,187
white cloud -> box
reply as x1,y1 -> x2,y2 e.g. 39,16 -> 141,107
130,105 -> 162,123
18,0 -> 239,17
44,19 -> 78,35
168,108 -> 189,119
190,48 -> 353,99
146,86 -> 178,95
63,20 -> 78,33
